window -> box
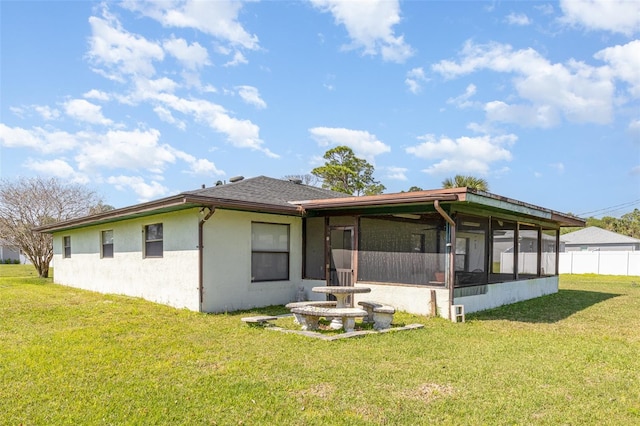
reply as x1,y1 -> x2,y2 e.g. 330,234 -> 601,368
63,236 -> 71,258
101,230 -> 114,258
252,222 -> 289,282
144,223 -> 163,258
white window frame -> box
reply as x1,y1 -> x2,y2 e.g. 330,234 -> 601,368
101,230 -> 114,259
144,223 -> 163,258
251,222 -> 290,282
63,236 -> 71,259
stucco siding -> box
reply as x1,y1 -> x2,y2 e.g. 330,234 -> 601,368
454,277 -> 558,314
52,210 -> 200,311
353,283 -> 450,317
200,209 -> 304,313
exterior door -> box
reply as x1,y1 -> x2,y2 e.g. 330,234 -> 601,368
329,226 -> 354,287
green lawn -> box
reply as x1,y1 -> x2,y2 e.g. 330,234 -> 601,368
1,265 -> 639,425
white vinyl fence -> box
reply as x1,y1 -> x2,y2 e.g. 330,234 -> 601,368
559,251 -> 640,276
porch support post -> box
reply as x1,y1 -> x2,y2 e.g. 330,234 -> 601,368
434,200 -> 456,320
324,216 -> 330,285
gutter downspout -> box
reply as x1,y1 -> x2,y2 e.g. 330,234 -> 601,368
198,207 -> 216,312
434,199 -> 456,320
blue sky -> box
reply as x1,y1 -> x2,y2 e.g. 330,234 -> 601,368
1,0 -> 639,218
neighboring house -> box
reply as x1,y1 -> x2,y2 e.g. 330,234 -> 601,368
561,227 -> 640,252
0,240 -> 21,263
37,176 -> 584,319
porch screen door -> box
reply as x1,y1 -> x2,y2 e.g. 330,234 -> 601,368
329,226 -> 354,287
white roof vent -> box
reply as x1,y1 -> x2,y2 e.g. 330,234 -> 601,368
229,176 -> 244,183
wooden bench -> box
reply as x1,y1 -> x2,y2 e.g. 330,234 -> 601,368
285,301 -> 338,324
289,306 -> 368,332
357,301 -> 396,330
241,315 -> 278,327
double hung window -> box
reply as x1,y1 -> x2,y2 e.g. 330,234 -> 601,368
101,230 -> 114,258
63,236 -> 71,258
252,222 -> 289,282
144,223 -> 163,258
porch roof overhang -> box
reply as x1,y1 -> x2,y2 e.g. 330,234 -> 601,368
293,187 -> 585,228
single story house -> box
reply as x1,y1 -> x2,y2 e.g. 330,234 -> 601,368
561,226 -> 640,252
37,176 -> 584,319
0,240 -> 21,263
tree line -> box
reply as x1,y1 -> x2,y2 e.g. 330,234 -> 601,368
563,209 -> 640,239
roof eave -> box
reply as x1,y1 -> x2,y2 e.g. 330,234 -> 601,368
36,194 -> 304,234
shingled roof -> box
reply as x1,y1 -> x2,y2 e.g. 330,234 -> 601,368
184,176 -> 345,209
561,226 -> 640,245
36,176 -> 346,233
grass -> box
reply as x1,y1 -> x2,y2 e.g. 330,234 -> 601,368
1,265 -> 639,425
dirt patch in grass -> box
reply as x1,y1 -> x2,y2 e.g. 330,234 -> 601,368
400,383 -> 455,404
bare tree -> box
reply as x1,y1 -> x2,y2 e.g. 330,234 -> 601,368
0,177 -> 101,277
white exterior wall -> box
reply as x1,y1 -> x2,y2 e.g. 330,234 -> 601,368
200,210 -> 305,313
454,277 -> 558,315
353,283 -> 450,317
350,279 -> 556,318
52,209 -> 201,311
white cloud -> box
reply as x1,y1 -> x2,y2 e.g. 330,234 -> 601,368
163,37 -> 210,69
189,158 -> 224,176
224,51 -> 248,67
129,77 -> 180,103
0,124 -> 79,153
309,127 -> 391,161
149,92 -> 277,157
559,0 -> 640,36
172,150 -> 224,176
236,85 -> 267,109
447,84 -> 477,109
432,40 -> 617,126
83,89 -> 110,101
406,133 -> 516,175
405,67 -> 427,94
34,105 -> 61,120
121,0 -> 259,50
64,99 -> 113,125
87,11 -> 164,81
505,13 -> 531,26
75,129 -> 177,173
107,175 -> 169,202
8,105 -> 60,120
484,101 -> 560,128
310,0 -> 413,63
153,106 -> 186,130
24,158 -> 90,184
594,40 -> 640,98
384,166 -> 408,181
